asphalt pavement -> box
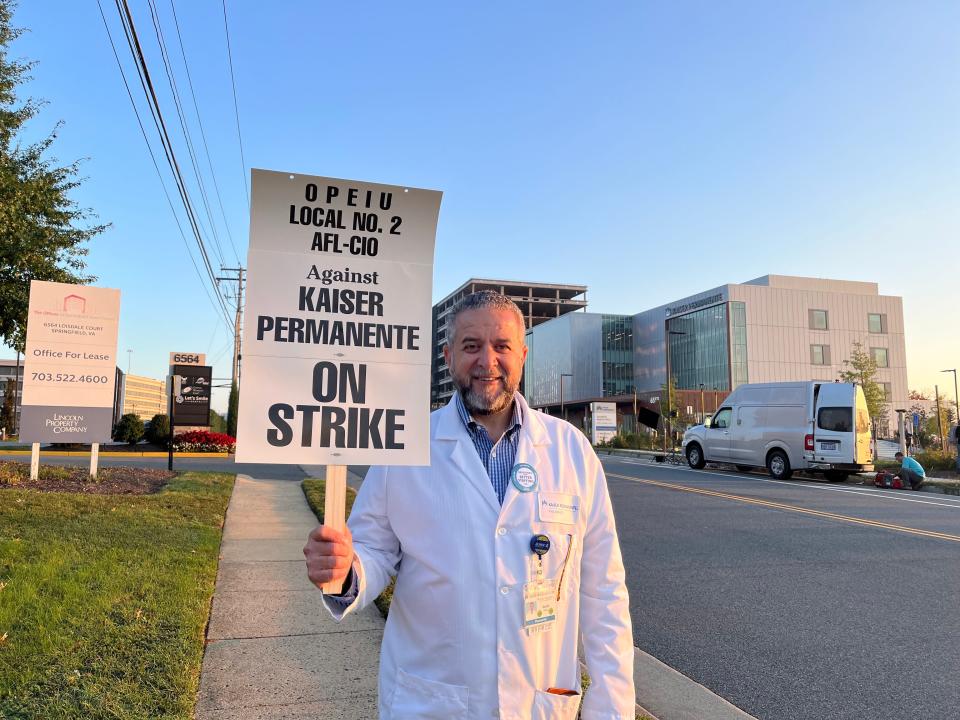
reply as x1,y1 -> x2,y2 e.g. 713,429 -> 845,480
603,455 -> 960,720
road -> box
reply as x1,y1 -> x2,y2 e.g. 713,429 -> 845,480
603,454 -> 960,720
5,451 -> 959,718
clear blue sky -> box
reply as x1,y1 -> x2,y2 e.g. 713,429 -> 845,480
7,1 -> 960,411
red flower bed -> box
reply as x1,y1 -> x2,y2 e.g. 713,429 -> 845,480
172,430 -> 236,453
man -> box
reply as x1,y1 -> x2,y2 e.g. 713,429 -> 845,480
304,290 -> 635,719
895,451 -> 925,491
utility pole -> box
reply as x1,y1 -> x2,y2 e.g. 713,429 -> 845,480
935,385 -> 947,451
217,267 -> 246,386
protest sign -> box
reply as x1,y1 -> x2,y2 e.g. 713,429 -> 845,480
236,169 -> 441,466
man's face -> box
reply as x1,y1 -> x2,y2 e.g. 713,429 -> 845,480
444,307 -> 528,416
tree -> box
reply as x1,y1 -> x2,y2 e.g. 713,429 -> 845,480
1,376 -> 15,434
209,409 -> 227,434
0,1 -> 106,353
145,413 -> 169,445
226,382 -> 239,438
838,342 -> 888,426
921,404 -> 956,450
113,413 -> 144,445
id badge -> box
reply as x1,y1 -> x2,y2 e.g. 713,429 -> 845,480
522,576 -> 558,636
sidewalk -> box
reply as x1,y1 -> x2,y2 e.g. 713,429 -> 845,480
195,474 -> 385,719
195,472 -> 755,720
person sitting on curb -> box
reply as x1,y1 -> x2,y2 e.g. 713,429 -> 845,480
895,451 -> 925,491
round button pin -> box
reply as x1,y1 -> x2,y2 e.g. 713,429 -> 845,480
530,534 -> 551,556
511,463 -> 538,493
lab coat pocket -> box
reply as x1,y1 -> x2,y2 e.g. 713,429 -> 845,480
390,667 -> 469,720
532,688 -> 581,720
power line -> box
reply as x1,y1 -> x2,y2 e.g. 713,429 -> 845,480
168,0 -> 242,265
113,0 -> 233,325
222,0 -> 249,212
95,0 -> 231,331
145,0 -> 227,268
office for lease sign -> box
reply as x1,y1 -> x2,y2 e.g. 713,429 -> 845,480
236,169 -> 441,465
19,281 -> 121,442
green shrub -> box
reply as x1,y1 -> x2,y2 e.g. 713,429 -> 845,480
146,413 -> 170,445
915,450 -> 958,472
876,450 -> 957,474
113,413 -> 145,445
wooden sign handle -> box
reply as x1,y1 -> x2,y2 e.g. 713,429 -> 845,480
322,464 -> 348,594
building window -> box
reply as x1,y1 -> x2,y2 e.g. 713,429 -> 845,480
810,345 -> 831,365
667,303 -> 731,392
601,315 -> 634,398
868,313 -> 887,334
871,347 -> 889,368
730,302 -> 748,390
880,382 -> 892,400
809,309 -> 828,330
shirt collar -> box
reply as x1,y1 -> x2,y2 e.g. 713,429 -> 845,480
454,391 -> 524,434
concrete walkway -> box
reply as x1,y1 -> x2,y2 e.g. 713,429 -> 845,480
195,474 -> 384,719
195,472 -> 756,720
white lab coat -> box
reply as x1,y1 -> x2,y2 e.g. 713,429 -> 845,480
323,394 -> 634,720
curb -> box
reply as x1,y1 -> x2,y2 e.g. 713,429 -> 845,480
633,647 -> 758,720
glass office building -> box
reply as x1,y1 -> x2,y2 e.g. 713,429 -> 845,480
525,313 -> 634,408
634,275 -> 908,435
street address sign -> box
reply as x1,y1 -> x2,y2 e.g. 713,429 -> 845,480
169,352 -> 206,366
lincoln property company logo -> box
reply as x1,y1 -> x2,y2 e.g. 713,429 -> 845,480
45,413 -> 88,435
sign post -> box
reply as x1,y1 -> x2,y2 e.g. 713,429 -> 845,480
19,281 -> 121,479
236,170 -> 441,591
168,376 -> 176,472
167,363 -> 212,470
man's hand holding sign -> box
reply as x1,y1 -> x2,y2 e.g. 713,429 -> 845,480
304,523 -> 353,593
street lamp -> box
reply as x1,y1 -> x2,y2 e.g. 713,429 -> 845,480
664,327 -> 686,451
699,383 -> 705,424
559,373 -> 573,422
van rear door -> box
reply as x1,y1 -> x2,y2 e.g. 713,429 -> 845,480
853,387 -> 873,465
813,383 -> 856,464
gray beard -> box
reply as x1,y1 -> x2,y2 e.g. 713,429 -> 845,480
457,381 -> 515,416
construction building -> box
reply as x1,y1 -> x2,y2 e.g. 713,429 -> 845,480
430,278 -> 588,407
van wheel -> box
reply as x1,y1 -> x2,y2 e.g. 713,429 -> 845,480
686,443 -> 706,469
825,470 -> 849,483
735,465 -> 753,473
767,450 -> 792,480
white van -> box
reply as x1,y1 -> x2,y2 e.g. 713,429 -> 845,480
681,381 -> 873,480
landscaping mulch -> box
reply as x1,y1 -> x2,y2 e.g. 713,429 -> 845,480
0,461 -> 173,494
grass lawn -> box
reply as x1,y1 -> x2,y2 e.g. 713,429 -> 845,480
0,472 -> 234,719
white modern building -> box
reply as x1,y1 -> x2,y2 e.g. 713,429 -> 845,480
634,275 -> 907,435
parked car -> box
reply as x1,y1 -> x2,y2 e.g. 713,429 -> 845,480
682,381 -> 873,480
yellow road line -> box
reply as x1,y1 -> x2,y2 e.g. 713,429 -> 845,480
608,473 -> 960,544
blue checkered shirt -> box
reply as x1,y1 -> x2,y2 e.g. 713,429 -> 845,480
454,392 -> 523,505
